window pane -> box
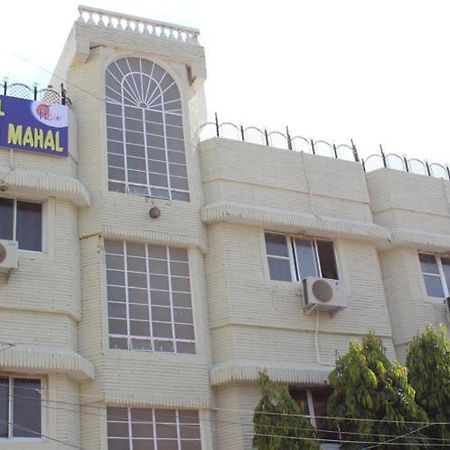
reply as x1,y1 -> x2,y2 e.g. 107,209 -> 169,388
265,233 -> 289,257
0,378 -> 8,438
16,202 -> 42,251
419,253 -> 439,274
441,257 -> 450,295
0,198 -> 14,240
267,257 -> 292,282
13,379 -> 41,438
423,274 -> 445,298
317,241 -> 338,280
295,239 -> 319,279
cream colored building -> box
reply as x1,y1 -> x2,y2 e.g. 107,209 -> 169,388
1,5 -> 449,450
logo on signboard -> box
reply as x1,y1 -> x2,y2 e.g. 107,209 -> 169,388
31,102 -> 68,128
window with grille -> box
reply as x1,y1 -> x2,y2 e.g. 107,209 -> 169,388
105,240 -> 195,354
0,377 -> 42,439
265,232 -> 338,282
107,407 -> 202,450
105,57 -> 189,201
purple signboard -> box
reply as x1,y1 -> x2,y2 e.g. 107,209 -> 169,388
0,95 -> 68,157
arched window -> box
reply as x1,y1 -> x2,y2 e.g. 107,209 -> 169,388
105,57 -> 189,201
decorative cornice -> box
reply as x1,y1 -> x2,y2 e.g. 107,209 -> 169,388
95,225 -> 206,253
104,391 -> 212,409
201,202 -> 390,245
0,344 -> 95,381
390,227 -> 450,253
210,360 -> 332,386
0,165 -> 90,206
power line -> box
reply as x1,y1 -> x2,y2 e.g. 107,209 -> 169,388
0,417 -> 89,450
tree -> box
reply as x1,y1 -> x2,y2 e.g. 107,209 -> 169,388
407,324 -> 450,441
253,372 -> 320,450
327,332 -> 428,449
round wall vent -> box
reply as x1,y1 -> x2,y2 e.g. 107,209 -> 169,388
0,243 -> 6,264
312,279 -> 333,303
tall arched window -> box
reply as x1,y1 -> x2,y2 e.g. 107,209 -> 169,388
105,57 -> 189,201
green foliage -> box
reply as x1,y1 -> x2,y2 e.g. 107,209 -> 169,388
253,372 -> 320,450
407,324 -> 450,440
327,332 -> 428,449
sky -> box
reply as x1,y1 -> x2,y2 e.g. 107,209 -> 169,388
1,0 -> 449,166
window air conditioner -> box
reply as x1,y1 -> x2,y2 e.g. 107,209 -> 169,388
0,239 -> 19,274
302,276 -> 347,315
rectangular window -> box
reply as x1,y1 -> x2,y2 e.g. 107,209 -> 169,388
265,232 -> 338,282
107,407 -> 202,450
419,253 -> 450,298
0,377 -> 42,439
105,240 -> 196,354
289,386 -> 339,445
0,198 -> 42,251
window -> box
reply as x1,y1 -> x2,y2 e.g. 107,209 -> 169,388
105,240 -> 195,354
265,232 -> 338,282
289,386 -> 339,445
105,57 -> 189,201
107,407 -> 202,450
0,198 -> 42,251
0,377 -> 42,439
419,253 -> 450,298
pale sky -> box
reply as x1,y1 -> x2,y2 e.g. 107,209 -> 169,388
1,0 -> 449,166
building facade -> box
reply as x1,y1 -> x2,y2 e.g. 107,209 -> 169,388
1,6 -> 450,450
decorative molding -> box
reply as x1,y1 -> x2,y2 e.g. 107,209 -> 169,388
0,165 -> 90,206
104,391 -> 212,409
0,344 -> 95,381
210,360 -> 332,386
97,225 -> 206,253
201,202 -> 390,245
390,228 -> 450,253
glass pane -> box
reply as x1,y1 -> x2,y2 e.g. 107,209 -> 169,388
419,253 -> 439,274
16,202 -> 42,251
423,274 -> 444,298
0,378 -> 8,438
295,239 -> 319,280
317,241 -> 338,280
289,388 -> 309,415
0,198 -> 14,240
267,257 -> 292,282
441,257 -> 450,295
265,233 -> 289,257
13,378 -> 41,437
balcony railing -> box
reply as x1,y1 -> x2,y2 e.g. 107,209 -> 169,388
77,5 -> 200,45
199,114 -> 450,180
2,80 -> 69,105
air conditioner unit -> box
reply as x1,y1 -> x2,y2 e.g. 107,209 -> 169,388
0,239 -> 19,274
302,276 -> 347,315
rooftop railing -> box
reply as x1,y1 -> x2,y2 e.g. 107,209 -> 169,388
2,80 -> 69,105
199,114 -> 450,180
77,5 -> 200,45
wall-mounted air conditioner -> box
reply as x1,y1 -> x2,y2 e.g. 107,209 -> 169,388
0,239 -> 19,276
302,276 -> 347,315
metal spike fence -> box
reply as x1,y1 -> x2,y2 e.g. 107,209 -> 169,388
2,80 -> 70,105
198,114 -> 450,180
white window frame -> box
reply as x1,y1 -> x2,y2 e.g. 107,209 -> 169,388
265,232 -> 339,282
105,57 -> 189,201
0,197 -> 44,253
420,253 -> 450,299
106,406 -> 202,450
0,376 -> 45,441
105,241 -> 196,354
